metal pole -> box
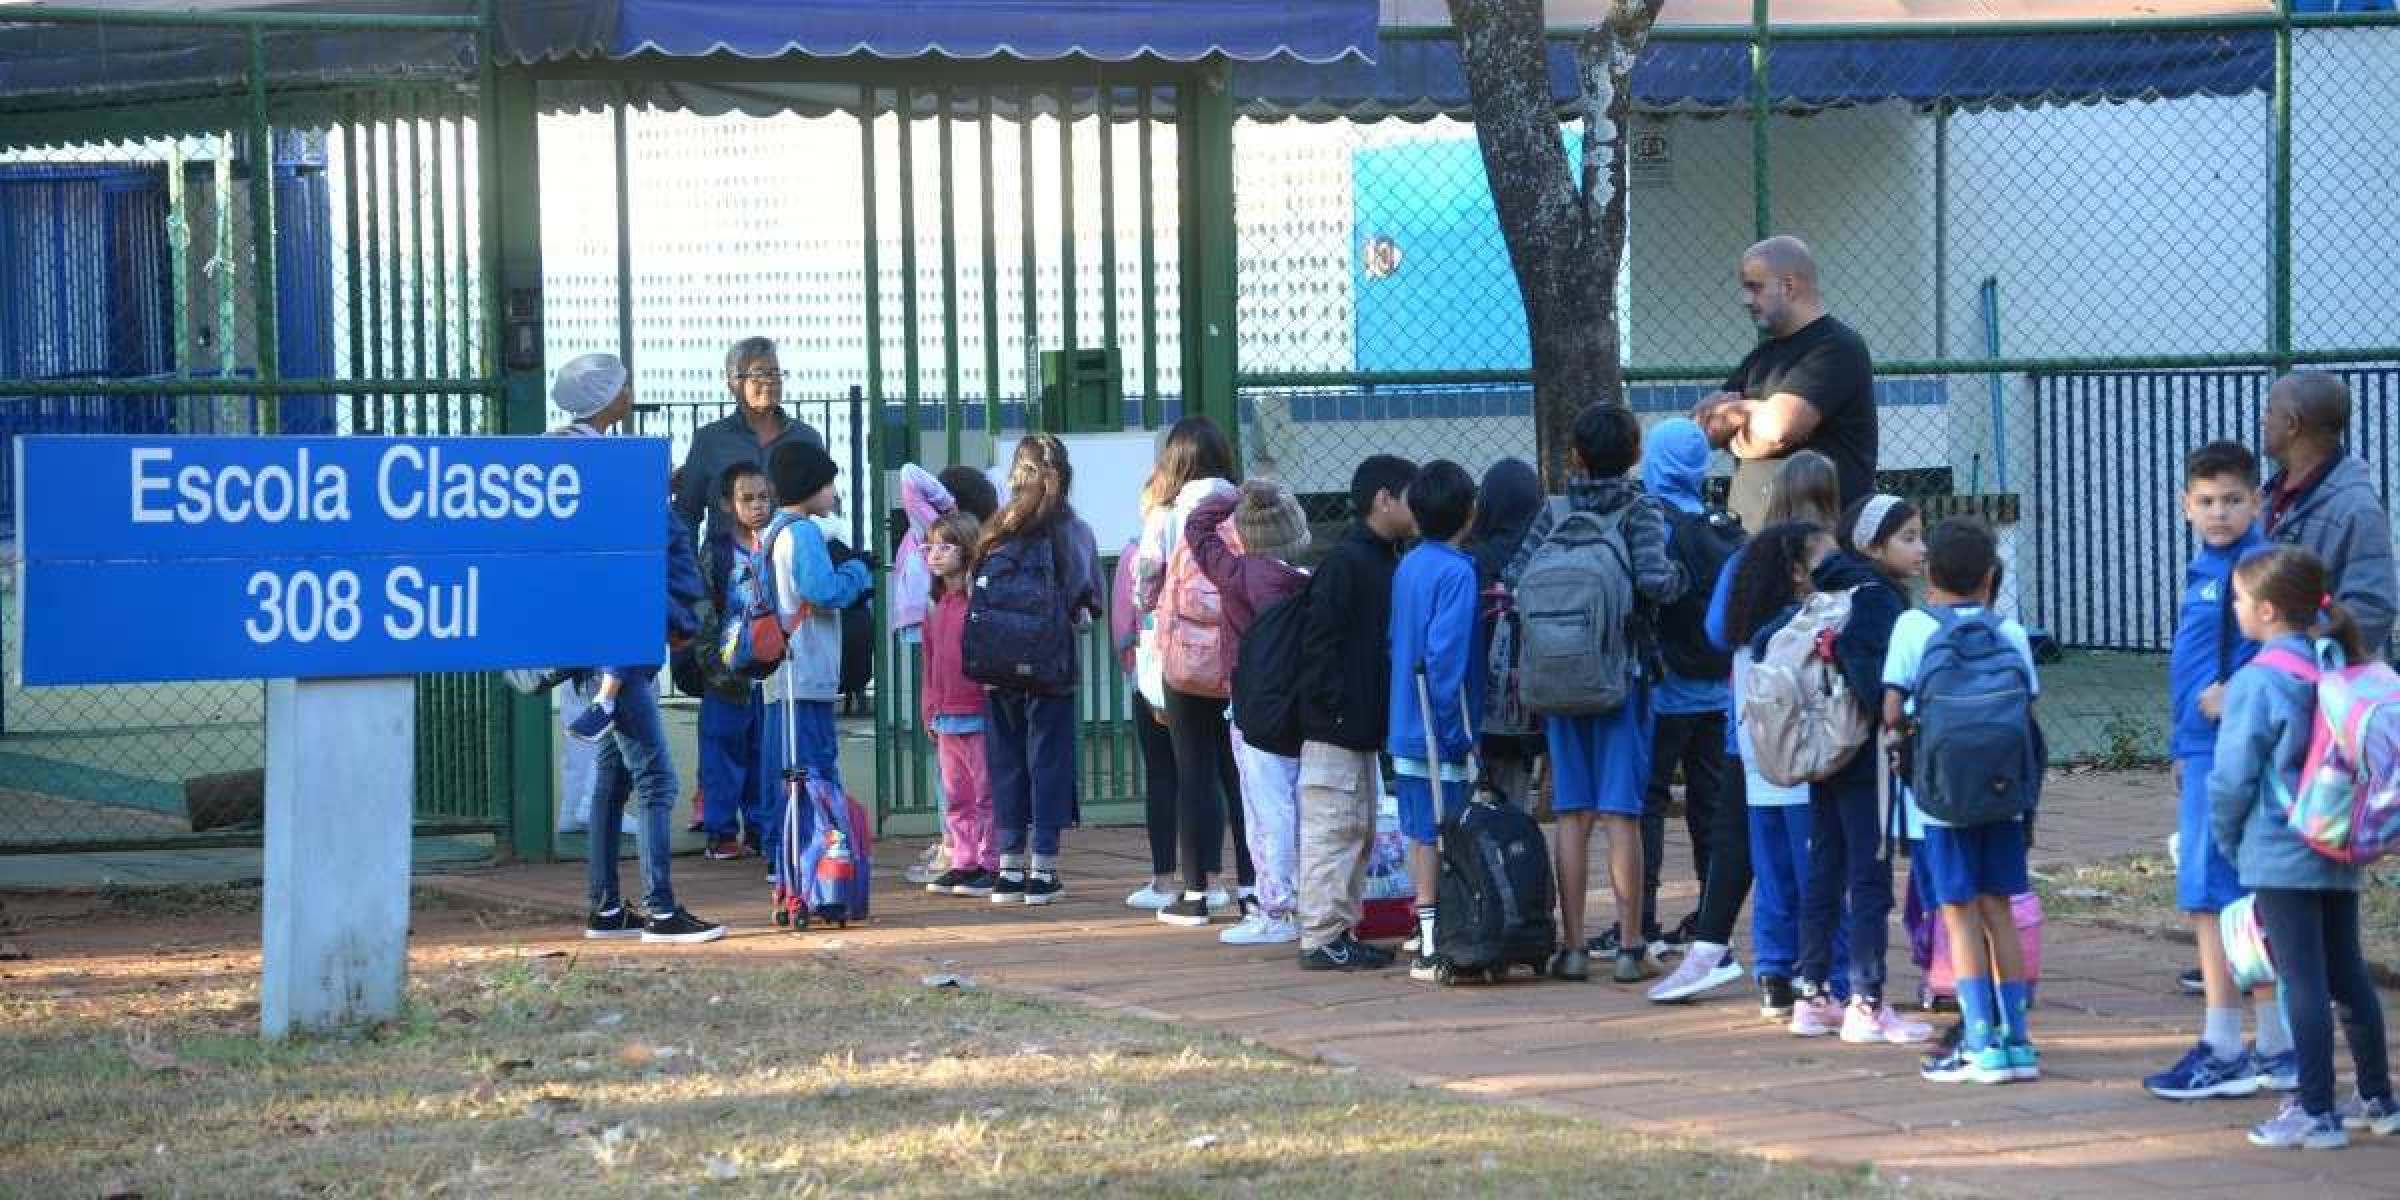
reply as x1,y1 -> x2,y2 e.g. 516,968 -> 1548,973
899,86 -> 921,463
1058,85 -> 1078,359
247,30 -> 280,432
861,87 -> 893,825
1138,86 -> 1159,427
406,91 -> 430,431
939,89 -> 962,466
168,136 -> 191,380
979,92 -> 1000,444
1750,0 -> 1771,242
614,86 -> 635,370
2271,1 -> 2293,370
1933,101 -> 1949,360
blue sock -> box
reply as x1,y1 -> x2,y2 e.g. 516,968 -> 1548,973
1957,977 -> 1999,1052
1999,979 -> 2032,1046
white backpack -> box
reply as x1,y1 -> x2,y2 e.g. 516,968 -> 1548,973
1738,587 -> 1873,787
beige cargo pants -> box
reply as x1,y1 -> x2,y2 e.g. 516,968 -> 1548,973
1296,740 -> 1379,951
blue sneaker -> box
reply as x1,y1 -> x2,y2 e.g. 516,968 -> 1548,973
2144,1042 -> 2261,1101
566,701 -> 616,743
2338,1092 -> 2400,1137
2005,1041 -> 2042,1082
2248,1100 -> 2347,1150
2255,1049 -> 2300,1092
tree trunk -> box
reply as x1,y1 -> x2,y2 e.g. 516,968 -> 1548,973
1448,0 -> 1664,490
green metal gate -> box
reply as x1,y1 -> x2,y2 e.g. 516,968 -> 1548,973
0,8 -> 511,852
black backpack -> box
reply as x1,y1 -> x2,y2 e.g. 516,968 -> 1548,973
827,537 -> 876,697
1231,589 -> 1309,757
963,528 -> 1075,693
1658,505 -> 1745,681
1433,799 -> 1558,982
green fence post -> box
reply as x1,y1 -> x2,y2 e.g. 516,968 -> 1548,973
488,52 -> 553,862
1750,0 -> 1771,242
614,85 -> 636,370
1177,64 -> 1239,445
247,30 -> 279,431
2272,1 -> 2293,370
939,88 -> 962,467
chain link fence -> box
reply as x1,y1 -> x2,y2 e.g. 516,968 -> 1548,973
0,13 -> 502,851
1231,18 -> 2400,765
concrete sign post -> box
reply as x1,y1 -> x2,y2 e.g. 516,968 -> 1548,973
17,435 -> 665,1039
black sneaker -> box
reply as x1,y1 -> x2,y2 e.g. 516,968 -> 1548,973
949,868 -> 996,898
585,905 -> 642,940
928,867 -> 974,895
1759,975 -> 1796,1020
2178,966 -> 2206,995
990,872 -> 1027,905
1664,912 -> 1700,947
1158,894 -> 1213,927
1301,934 -> 1387,971
1022,873 -> 1063,906
565,702 -> 616,743
640,907 -> 726,945
1588,927 -> 1623,956
1409,954 -> 1450,983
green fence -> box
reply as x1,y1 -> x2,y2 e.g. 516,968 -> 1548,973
1230,10 -> 2400,764
0,9 -> 510,852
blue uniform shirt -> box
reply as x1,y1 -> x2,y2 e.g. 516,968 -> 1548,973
2169,526 -> 2265,759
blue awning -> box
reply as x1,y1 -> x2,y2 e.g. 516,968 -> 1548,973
498,0 -> 1379,65
1234,28 -> 2274,120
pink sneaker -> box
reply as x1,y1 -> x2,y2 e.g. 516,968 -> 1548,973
1788,992 -> 1844,1037
1840,998 -> 1934,1045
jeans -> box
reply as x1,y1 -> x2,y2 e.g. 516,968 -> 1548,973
585,672 -> 679,914
1750,800 -> 1849,987
1135,692 -> 1179,876
1798,775 -> 1890,1000
2255,887 -> 2393,1116
1640,710 -> 1727,938
1693,751 -> 1755,946
1164,686 -> 1255,890
987,688 -> 1077,858
761,698 -> 842,888
698,693 -> 767,843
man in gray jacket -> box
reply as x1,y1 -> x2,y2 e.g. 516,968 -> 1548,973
2261,371 -> 2396,656
673,337 -> 826,557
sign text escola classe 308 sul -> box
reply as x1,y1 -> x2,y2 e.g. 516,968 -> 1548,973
16,436 -> 666,686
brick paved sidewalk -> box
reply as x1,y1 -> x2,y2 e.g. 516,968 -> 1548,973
428,768 -> 2400,1198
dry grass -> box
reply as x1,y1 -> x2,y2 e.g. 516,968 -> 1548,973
0,893 -> 1892,1199
2033,851 -> 2400,974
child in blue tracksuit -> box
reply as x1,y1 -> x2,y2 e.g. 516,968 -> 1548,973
759,441 -> 872,893
2143,441 -> 2294,1101
2209,544 -> 2395,1149
695,461 -> 776,860
1385,460 -> 1482,985
1502,404 -> 1686,985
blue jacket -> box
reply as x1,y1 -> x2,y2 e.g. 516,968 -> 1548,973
1386,540 -> 1482,767
2209,634 -> 2363,892
1705,547 -> 1745,756
664,501 -> 705,642
1643,418 -> 1730,716
2169,526 -> 2264,759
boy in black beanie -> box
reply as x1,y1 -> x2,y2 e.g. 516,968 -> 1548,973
758,441 -> 872,901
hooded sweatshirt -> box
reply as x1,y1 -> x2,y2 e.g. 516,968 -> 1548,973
1809,549 -> 1906,791
1643,418 -> 1730,715
1467,458 -> 1542,588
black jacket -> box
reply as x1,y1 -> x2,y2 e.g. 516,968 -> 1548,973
1298,522 -> 1404,752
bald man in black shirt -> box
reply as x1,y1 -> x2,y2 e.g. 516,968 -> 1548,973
1693,236 -> 1879,529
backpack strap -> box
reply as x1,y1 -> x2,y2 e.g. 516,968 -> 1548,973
2253,645 -> 2320,683
2214,571 -> 2237,683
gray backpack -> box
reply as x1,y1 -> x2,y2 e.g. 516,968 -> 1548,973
1514,499 -> 1637,716
1739,587 -> 1873,787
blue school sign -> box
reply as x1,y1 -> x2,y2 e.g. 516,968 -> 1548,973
15,435 -> 667,685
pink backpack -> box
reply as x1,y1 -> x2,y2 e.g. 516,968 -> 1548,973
2254,640 -> 2400,866
1158,518 -> 1244,700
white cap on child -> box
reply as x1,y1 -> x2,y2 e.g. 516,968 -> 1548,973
552,353 -> 627,419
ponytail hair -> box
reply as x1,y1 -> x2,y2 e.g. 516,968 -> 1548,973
980,433 -> 1075,559
1838,493 -> 1918,559
2233,543 -> 2369,664
1726,521 -> 1827,647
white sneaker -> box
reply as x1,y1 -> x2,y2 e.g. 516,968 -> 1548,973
1221,912 -> 1300,946
1125,884 -> 1175,910
1206,888 -> 1235,912
904,843 -> 947,886
1840,997 -> 1934,1045
1648,943 -> 1744,1004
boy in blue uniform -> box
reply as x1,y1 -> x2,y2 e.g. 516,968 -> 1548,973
1883,518 -> 2042,1084
2145,441 -> 2296,1100
1385,461 -> 1482,983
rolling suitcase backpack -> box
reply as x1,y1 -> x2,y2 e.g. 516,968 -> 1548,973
1415,668 -> 1556,984
770,666 -> 874,930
